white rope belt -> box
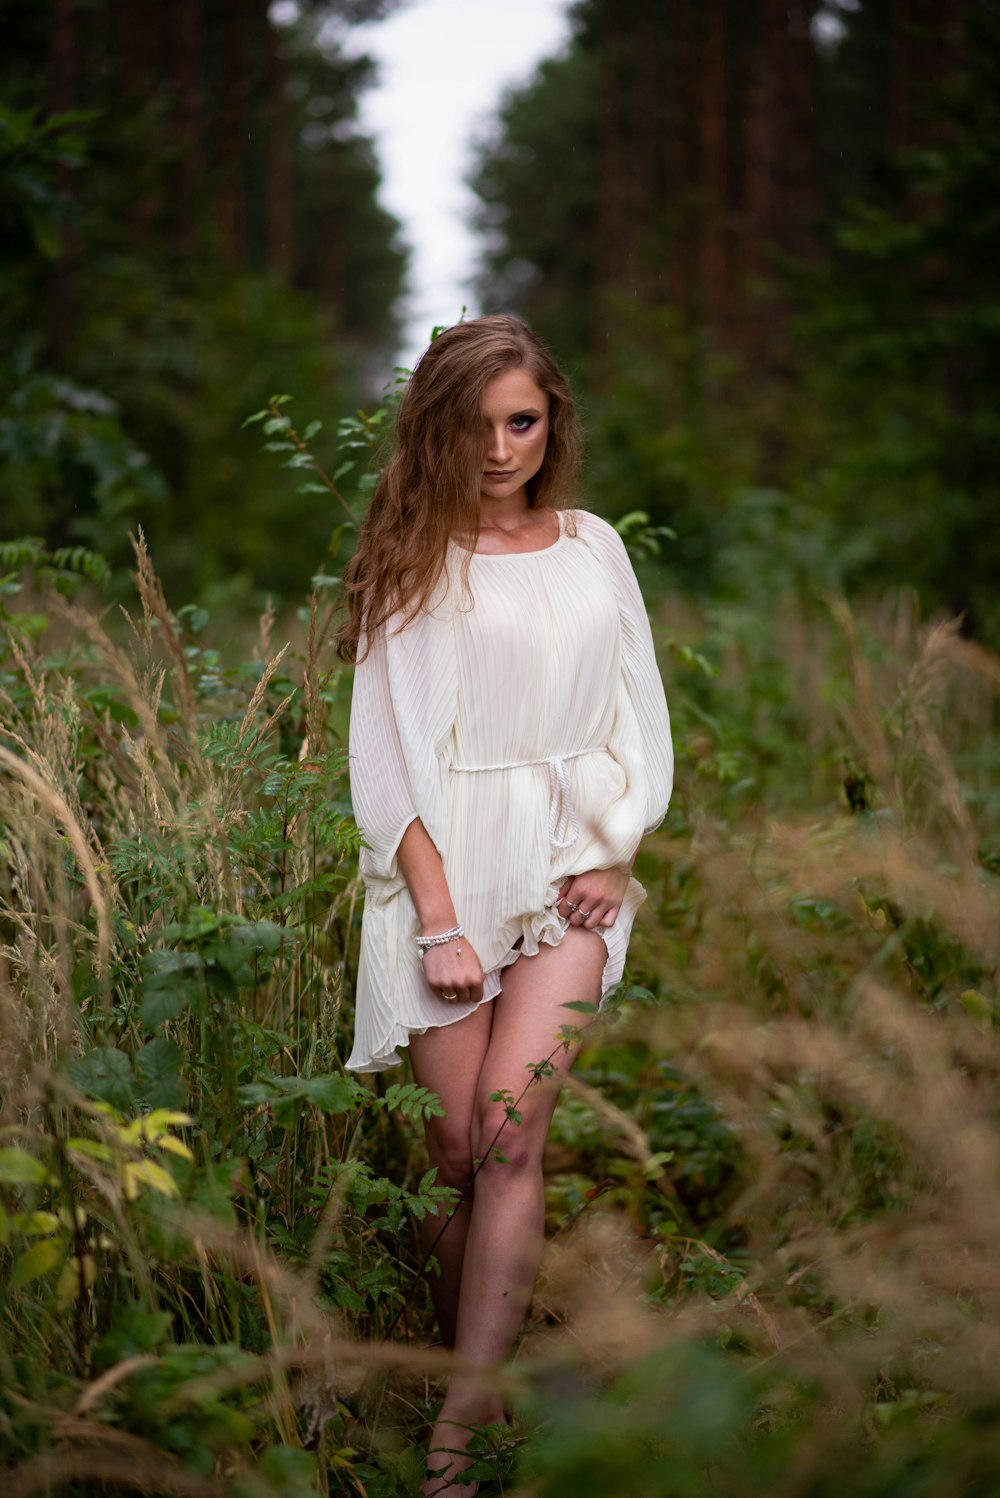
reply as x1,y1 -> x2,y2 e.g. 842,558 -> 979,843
450,746 -> 604,850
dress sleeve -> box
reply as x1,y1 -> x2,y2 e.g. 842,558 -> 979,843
348,624 -> 420,884
349,582 -> 458,895
576,511 -> 674,833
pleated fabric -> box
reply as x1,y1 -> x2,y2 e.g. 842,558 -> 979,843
345,509 -> 673,1072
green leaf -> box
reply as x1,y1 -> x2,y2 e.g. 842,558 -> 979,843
9,1237 -> 63,1290
137,1038 -> 186,1109
383,1083 -> 445,1121
298,1074 -> 366,1113
69,1047 -> 135,1110
333,460 -> 355,481
177,604 -> 209,634
139,986 -> 185,1027
643,1150 -> 676,1179
253,1446 -> 318,1496
10,1210 -> 61,1237
95,1307 -> 173,1369
237,1072 -> 365,1118
236,1083 -> 276,1107
0,1147 -> 51,1186
242,920 -> 285,955
142,948 -> 206,978
24,203 -> 61,260
331,1281 -> 367,1312
303,421 -> 323,441
66,1138 -> 113,1163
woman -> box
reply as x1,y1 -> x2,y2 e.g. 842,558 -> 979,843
337,316 -> 672,1494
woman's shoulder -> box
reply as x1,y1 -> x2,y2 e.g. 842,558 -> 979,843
566,508 -> 629,558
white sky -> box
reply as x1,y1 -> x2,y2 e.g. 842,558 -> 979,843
347,0 -> 575,366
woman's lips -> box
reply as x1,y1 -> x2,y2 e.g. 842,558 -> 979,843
483,469 -> 515,479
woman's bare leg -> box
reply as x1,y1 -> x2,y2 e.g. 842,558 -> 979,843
409,1002 -> 495,1348
422,928 -> 606,1495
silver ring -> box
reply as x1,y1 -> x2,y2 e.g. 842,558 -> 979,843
441,991 -> 458,1000
580,910 -> 592,919
567,901 -> 580,912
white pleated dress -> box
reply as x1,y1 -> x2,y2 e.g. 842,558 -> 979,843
345,508 -> 673,1072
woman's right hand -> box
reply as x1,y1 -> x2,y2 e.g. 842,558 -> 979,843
421,937 -> 485,1005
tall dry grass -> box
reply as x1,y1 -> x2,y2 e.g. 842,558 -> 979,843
1,550 -> 999,1495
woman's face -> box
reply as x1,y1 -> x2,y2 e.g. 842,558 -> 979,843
478,368 -> 550,507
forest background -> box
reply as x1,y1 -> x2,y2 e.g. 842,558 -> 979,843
1,2 -> 1000,1496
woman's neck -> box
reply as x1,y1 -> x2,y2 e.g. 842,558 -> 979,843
477,492 -> 533,535
465,506 -> 560,556
476,485 -> 547,533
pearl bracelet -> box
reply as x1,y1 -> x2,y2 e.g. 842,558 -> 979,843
415,924 -> 464,956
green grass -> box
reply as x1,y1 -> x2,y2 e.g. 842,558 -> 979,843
1,533 -> 999,1496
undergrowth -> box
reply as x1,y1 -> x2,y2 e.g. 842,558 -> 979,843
1,423 -> 999,1495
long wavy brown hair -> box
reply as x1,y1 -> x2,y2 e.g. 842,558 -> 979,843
335,315 -> 582,662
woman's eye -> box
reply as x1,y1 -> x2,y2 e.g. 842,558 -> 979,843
510,415 -> 535,432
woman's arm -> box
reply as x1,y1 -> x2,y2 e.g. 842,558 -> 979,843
397,819 -> 484,1005
349,626 -> 421,883
575,512 -> 673,831
555,516 -> 673,931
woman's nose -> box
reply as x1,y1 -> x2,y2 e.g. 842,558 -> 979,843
486,424 -> 511,463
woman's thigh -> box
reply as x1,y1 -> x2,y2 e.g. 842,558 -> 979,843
406,929 -> 605,1171
408,1001 -> 496,1174
474,927 -> 606,1163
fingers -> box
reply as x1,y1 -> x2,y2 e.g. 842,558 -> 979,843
557,890 -> 590,926
422,947 -> 484,1004
434,976 -> 483,1004
438,977 -> 484,1005
557,871 -> 629,930
559,893 -> 611,928
581,901 -> 618,930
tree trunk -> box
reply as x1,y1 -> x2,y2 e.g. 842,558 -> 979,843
264,6 -> 294,280
891,0 -> 968,156
699,1 -> 729,344
889,0 -> 912,154
317,152 -> 344,339
591,1 -> 625,379
667,0 -> 698,326
47,0 -> 77,366
115,0 -> 162,240
630,0 -> 659,304
171,0 -> 203,254
217,0 -> 248,265
740,0 -> 821,364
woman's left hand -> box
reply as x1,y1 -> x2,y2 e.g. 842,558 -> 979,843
556,867 -> 631,930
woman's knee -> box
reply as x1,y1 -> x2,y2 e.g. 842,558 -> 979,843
424,1118 -> 476,1191
472,1101 -> 547,1180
